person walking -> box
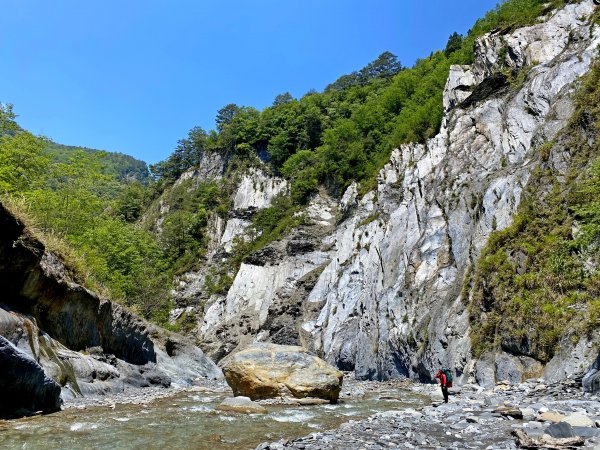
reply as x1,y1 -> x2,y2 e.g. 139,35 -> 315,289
434,368 -> 452,403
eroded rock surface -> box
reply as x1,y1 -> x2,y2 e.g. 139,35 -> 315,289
0,335 -> 62,418
0,202 -> 222,417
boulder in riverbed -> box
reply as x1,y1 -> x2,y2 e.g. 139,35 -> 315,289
546,421 -> 575,439
216,396 -> 267,414
494,405 -> 523,419
220,344 -> 343,402
538,411 -> 566,423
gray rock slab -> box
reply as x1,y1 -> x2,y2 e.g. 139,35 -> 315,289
545,422 -> 575,439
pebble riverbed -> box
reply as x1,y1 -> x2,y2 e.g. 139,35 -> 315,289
4,375 -> 600,449
257,377 -> 600,450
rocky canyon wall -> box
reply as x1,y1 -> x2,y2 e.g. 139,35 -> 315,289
173,1 -> 600,384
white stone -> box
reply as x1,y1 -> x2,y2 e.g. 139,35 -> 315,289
562,412 -> 596,428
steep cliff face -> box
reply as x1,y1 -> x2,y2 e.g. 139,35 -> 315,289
301,1 -> 600,382
167,163 -> 290,309
0,202 -> 221,417
180,1 -> 600,383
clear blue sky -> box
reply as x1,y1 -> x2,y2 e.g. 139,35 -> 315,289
0,0 -> 499,164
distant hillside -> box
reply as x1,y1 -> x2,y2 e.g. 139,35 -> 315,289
45,142 -> 149,182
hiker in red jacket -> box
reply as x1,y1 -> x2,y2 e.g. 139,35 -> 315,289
434,368 -> 452,403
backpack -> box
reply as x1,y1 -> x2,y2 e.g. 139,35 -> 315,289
442,368 -> 453,386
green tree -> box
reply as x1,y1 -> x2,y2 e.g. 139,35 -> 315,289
444,32 -> 464,57
359,51 -> 403,81
0,131 -> 48,193
0,103 -> 20,136
273,92 -> 294,107
115,181 -> 148,222
161,210 -> 197,258
215,103 -> 240,132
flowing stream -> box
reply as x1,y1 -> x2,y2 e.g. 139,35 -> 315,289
0,387 -> 429,450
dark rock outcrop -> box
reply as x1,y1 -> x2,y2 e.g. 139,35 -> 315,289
583,352 -> 600,393
0,203 -> 155,366
0,335 -> 61,418
0,202 -> 222,417
458,72 -> 509,109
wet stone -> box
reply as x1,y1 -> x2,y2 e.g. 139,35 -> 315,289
545,421 -> 574,439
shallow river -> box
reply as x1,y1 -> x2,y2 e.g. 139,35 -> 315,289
0,387 -> 429,450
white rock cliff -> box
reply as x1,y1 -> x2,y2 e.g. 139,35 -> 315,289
186,1 -> 600,382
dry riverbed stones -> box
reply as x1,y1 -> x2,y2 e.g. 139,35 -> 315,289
257,377 -> 600,449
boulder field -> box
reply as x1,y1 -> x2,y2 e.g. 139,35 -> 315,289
257,377 -> 600,450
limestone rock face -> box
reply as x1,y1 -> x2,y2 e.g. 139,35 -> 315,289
0,335 -> 61,418
199,0 -> 599,382
233,167 -> 288,210
220,344 -> 343,402
171,166 -> 290,308
173,1 -> 600,384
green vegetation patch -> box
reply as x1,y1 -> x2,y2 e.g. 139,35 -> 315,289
469,62 -> 600,362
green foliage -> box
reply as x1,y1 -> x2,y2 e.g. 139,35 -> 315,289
325,52 -> 403,91
114,181 -> 150,222
251,195 -> 302,242
44,142 -> 149,182
469,62 -> 600,362
0,103 -> 21,136
149,126 -> 210,182
0,106 -> 172,323
0,131 -> 49,193
73,218 -> 167,305
444,32 -> 464,57
215,103 -> 241,132
470,0 -> 569,36
143,178 -> 230,276
205,268 -> 234,296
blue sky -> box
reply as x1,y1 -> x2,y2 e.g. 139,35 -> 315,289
0,0 -> 499,164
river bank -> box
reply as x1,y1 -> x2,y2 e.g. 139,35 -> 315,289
258,377 -> 600,449
0,374 -> 427,450
4,374 -> 600,449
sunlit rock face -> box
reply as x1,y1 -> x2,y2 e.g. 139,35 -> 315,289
300,1 -> 600,381
220,343 -> 343,402
181,1 -> 600,382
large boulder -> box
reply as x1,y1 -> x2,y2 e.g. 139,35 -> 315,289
0,335 -> 62,418
221,343 -> 343,402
